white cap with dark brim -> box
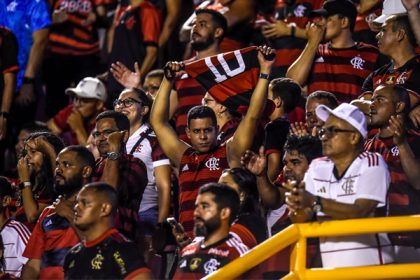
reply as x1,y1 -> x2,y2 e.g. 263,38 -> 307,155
65,77 -> 107,102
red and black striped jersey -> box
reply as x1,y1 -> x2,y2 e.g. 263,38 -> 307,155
48,0 -> 101,56
308,42 -> 380,103
361,55 -> 420,108
174,63 -> 206,143
364,131 -> 420,246
217,117 -> 240,145
271,0 -> 323,77
178,146 -> 229,238
184,46 -> 260,114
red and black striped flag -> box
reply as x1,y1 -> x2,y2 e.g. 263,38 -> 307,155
184,46 -> 263,114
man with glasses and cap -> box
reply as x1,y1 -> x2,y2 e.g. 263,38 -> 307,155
47,77 -> 107,146
285,103 -> 394,268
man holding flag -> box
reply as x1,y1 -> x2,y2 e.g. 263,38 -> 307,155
150,45 -> 275,238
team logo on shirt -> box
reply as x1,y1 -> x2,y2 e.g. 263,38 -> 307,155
390,146 -> 400,157
205,157 -> 220,171
91,253 -> 104,270
396,72 -> 408,84
386,76 -> 396,84
189,258 -> 202,271
317,186 -> 326,193
350,55 -> 365,70
114,251 -> 127,275
341,179 -> 355,196
182,164 -> 189,172
204,258 -> 221,274
294,5 -> 307,17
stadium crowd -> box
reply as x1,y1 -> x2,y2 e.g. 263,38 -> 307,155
0,0 -> 419,279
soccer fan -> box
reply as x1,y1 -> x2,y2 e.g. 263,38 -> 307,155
44,0 -> 104,117
107,0 -> 161,104
365,84 -> 420,261
143,69 -> 164,98
264,78 -> 301,181
64,183 -> 151,279
0,177 -> 30,277
361,14 -> 420,127
261,0 -> 323,77
201,92 -> 240,145
285,103 -> 394,268
22,145 -> 95,280
92,111 -> 148,240
286,0 -> 383,103
47,77 -> 107,146
16,132 -> 65,230
113,88 -> 171,235
0,26 -> 18,142
172,183 -> 248,279
180,0 -> 257,52
150,45 -> 275,238
0,0 -> 50,122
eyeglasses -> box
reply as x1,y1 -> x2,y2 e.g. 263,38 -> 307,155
318,126 -> 356,138
92,129 -> 118,139
113,98 -> 142,108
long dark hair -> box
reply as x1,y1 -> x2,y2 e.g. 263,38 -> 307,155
25,132 -> 65,199
222,168 -> 262,216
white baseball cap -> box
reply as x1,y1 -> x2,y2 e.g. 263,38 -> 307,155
65,77 -> 107,102
374,0 -> 408,24
316,103 -> 368,139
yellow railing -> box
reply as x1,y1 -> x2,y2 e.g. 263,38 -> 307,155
203,215 -> 420,280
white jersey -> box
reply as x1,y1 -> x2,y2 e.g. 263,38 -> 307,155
304,152 -> 394,267
1,219 -> 31,277
126,124 -> 170,212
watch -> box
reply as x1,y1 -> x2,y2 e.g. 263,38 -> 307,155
19,181 -> 31,191
312,196 -> 323,213
106,152 -> 121,160
259,73 -> 270,80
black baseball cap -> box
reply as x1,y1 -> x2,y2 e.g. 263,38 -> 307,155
310,0 -> 357,23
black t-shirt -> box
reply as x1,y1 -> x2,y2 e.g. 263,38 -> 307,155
264,117 -> 290,156
64,228 -> 149,279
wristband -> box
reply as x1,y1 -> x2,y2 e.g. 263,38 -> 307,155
0,112 -> 9,119
19,181 -> 31,191
22,77 -> 35,84
259,73 -> 270,80
290,25 -> 296,38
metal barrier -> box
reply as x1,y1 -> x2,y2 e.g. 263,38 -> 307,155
203,215 -> 420,280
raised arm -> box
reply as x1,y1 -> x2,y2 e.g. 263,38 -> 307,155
150,62 -> 189,169
390,115 -> 420,189
286,22 -> 325,87
159,0 -> 182,47
402,0 -> 420,46
241,147 -> 284,209
227,46 -> 275,167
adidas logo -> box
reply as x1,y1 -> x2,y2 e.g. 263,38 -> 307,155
315,56 -> 325,63
317,186 -> 326,193
181,164 -> 189,172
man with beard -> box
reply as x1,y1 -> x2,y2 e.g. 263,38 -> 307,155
173,183 -> 248,279
63,183 -> 151,279
364,84 -> 420,262
22,146 -> 95,280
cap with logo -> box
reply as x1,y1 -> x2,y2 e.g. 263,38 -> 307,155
316,103 -> 368,139
310,0 -> 357,23
65,77 -> 107,102
373,0 -> 409,24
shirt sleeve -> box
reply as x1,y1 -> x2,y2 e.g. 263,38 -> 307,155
27,0 -> 52,32
361,71 -> 374,94
356,155 -> 390,207
1,29 -> 19,74
140,4 -> 161,45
